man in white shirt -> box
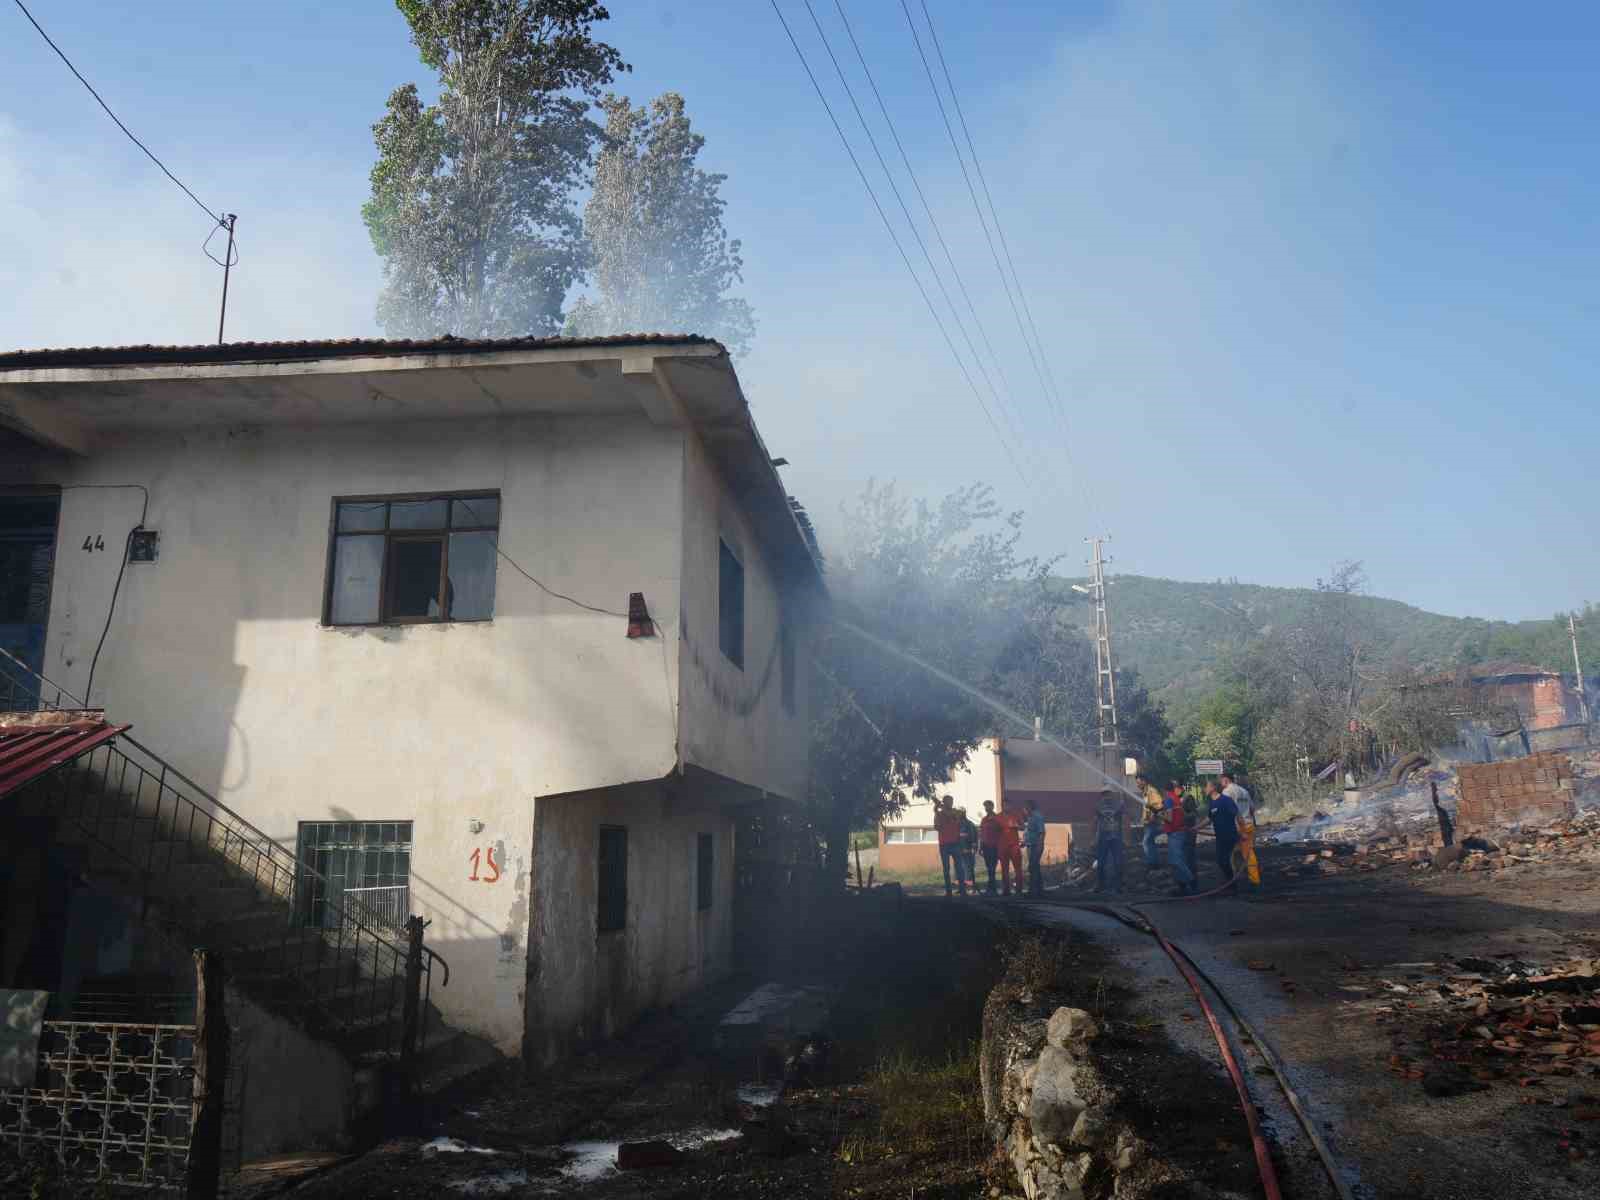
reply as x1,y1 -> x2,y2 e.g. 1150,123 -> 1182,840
1220,773 -> 1253,826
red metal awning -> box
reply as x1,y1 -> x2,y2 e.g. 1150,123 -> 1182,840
0,719 -> 130,799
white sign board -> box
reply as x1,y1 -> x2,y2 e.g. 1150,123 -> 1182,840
1194,759 -> 1225,776
1,991 -> 49,1088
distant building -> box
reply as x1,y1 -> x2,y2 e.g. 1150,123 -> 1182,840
877,736 -> 1130,874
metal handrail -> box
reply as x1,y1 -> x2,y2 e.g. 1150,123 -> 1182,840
0,645 -> 447,984
0,647 -> 451,1051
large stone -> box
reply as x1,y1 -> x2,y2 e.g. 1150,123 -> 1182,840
1046,1007 -> 1100,1050
1068,1105 -> 1115,1149
1003,1056 -> 1039,1117
1028,1046 -> 1088,1146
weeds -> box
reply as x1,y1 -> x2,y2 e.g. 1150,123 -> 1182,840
997,932 -> 1077,999
838,1043 -> 988,1167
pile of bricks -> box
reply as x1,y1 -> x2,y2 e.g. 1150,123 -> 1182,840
1457,752 -> 1576,830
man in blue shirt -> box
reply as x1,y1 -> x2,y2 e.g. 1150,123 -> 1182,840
1206,779 -> 1240,895
1023,799 -> 1047,897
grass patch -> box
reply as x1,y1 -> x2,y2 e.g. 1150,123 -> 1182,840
849,829 -> 879,851
997,930 -> 1078,999
839,1043 -> 988,1168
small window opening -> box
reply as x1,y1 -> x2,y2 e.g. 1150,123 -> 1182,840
697,833 -> 714,911
780,624 -> 796,714
598,825 -> 628,933
718,539 -> 744,668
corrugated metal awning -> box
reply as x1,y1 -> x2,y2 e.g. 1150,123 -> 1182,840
0,719 -> 129,799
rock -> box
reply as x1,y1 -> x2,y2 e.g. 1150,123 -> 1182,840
1433,844 -> 1466,869
1028,1046 -> 1088,1146
616,1140 -> 682,1169
1068,1105 -> 1115,1149
1046,1007 -> 1100,1049
1114,1129 -> 1144,1172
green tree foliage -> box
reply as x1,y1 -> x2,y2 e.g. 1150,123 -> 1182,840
808,483 -> 1041,879
807,484 -> 1169,880
364,0 -> 627,337
564,93 -> 755,355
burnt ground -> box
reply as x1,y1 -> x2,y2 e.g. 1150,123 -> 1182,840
234,891 -> 1273,1200
1019,828 -> 1600,1200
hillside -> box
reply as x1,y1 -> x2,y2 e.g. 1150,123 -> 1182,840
1058,575 -> 1596,714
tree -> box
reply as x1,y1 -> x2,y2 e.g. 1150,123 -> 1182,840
564,93 -> 755,355
808,483 -> 1042,880
363,1 -> 628,337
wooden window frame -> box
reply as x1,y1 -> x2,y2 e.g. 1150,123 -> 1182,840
323,490 -> 500,627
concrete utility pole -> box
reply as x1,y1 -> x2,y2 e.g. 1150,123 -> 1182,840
1570,614 -> 1591,727
1085,536 -> 1119,748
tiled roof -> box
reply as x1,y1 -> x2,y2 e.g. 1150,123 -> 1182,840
0,333 -> 721,371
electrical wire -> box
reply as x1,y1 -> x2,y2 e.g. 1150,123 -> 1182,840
901,0 -> 1100,533
816,0 -> 1049,497
10,0 -> 224,229
52,485 -> 150,708
449,496 -> 629,618
768,0 -> 1035,495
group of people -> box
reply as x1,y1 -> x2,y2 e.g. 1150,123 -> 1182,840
1093,770 -> 1256,896
933,794 -> 1046,898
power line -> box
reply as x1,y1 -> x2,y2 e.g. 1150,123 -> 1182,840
11,0 -> 224,229
900,0 -> 1098,531
829,0 -> 1062,503
917,0 -> 1100,532
768,0 -> 1034,493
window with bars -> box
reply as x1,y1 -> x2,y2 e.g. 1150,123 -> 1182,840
325,493 -> 500,626
296,820 -> 413,929
696,833 -> 714,911
598,826 -> 628,934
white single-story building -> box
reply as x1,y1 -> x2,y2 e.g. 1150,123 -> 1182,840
0,333 -> 822,1069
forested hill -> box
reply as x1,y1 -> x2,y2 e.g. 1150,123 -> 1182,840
1057,574 -> 1596,712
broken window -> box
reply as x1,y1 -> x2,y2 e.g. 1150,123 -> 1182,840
598,825 -> 628,934
718,538 -> 744,669
325,493 -> 500,626
296,820 -> 413,929
697,833 -> 714,911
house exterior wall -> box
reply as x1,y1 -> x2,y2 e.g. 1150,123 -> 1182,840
524,780 -> 735,1066
675,430 -> 809,802
21,413 -> 691,1054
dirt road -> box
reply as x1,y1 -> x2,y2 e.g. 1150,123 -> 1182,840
1015,840 -> 1600,1200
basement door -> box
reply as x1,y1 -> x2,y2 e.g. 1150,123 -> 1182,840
0,493 -> 60,699
295,821 -> 413,929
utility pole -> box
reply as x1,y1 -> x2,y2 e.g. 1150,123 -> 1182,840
1570,614 -> 1591,727
215,214 -> 238,344
1086,535 -> 1119,748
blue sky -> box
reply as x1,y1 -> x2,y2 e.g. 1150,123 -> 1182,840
2,1 -> 1596,621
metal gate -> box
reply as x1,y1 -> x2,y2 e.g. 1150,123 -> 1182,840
0,1019 -> 195,1191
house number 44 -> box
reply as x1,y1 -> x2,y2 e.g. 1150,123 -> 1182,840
82,535 -> 106,552
468,846 -> 502,883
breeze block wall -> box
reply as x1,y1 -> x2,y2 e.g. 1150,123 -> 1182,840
1457,751 -> 1576,830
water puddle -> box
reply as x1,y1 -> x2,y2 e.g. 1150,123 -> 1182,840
735,1082 -> 782,1108
554,1127 -> 743,1183
421,1136 -> 499,1155
446,1169 -> 529,1196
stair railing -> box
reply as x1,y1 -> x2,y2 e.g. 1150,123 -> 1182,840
0,647 -> 449,1066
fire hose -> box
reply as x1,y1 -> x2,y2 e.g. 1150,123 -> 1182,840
1055,897 -> 1356,1200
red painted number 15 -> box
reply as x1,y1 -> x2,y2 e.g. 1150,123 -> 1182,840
468,846 -> 501,883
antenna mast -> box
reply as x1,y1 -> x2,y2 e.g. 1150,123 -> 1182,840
1087,535 -> 1119,747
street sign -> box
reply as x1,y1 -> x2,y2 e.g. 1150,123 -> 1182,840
1194,759 -> 1225,776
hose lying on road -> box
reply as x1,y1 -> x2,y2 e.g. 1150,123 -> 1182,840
1079,903 -> 1282,1200
1046,897 -> 1352,1200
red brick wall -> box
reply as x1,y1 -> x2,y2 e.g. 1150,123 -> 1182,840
1457,752 -> 1576,830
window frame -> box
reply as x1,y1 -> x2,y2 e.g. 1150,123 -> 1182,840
718,537 -> 745,670
597,825 -> 628,935
323,490 -> 501,628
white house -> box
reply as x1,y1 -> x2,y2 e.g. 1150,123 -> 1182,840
0,333 -> 821,1069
